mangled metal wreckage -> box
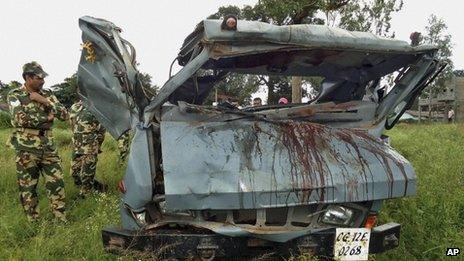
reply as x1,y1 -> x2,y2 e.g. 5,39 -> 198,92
77,16 -> 442,259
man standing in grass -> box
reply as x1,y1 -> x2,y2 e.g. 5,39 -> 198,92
7,62 -> 68,222
69,97 -> 107,197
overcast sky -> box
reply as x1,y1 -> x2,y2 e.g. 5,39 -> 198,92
1,0 -> 462,88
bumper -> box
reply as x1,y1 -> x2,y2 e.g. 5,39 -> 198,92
102,223 -> 401,259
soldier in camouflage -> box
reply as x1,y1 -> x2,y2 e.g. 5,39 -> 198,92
69,98 -> 107,196
117,131 -> 131,164
7,62 -> 68,222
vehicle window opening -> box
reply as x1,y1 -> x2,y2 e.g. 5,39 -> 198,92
233,210 -> 257,225
265,208 -> 288,226
202,210 -> 227,222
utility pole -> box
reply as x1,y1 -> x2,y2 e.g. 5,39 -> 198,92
291,76 -> 302,103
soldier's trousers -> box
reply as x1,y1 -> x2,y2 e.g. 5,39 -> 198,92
70,153 -> 98,195
117,132 -> 130,163
15,150 -> 66,221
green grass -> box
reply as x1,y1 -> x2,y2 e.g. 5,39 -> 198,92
0,124 -> 463,260
0,111 -> 12,129
374,123 -> 464,261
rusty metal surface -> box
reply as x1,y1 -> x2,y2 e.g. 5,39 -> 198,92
160,106 -> 415,211
142,203 -> 368,242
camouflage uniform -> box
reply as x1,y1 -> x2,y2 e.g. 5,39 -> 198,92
117,131 -> 131,163
69,100 -> 106,196
7,62 -> 68,222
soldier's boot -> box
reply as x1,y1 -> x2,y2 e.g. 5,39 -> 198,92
79,154 -> 95,197
80,154 -> 108,193
74,179 -> 82,186
79,182 -> 93,198
52,205 -> 67,222
20,194 -> 40,221
93,180 -> 108,192
70,155 -> 83,187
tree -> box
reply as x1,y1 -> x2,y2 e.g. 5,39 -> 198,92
424,14 -> 454,91
421,14 -> 454,120
138,72 -> 160,99
454,70 -> 464,77
52,74 -> 78,108
0,80 -> 21,104
337,0 -> 403,37
203,73 -> 260,106
209,0 -> 404,104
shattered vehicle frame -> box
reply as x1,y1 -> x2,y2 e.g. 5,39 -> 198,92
77,16 -> 443,259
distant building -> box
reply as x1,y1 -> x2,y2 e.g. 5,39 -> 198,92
417,71 -> 464,122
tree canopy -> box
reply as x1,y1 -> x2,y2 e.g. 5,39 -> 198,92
0,80 -> 21,104
51,74 -> 78,108
138,72 -> 160,100
423,14 -> 454,96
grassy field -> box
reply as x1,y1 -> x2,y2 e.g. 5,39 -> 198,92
0,126 -> 122,260
0,123 -> 463,260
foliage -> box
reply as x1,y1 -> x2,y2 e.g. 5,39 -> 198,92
51,74 -> 78,108
377,123 -> 464,260
0,81 -> 20,129
454,70 -> 464,77
138,72 -> 159,99
337,0 -> 403,37
0,111 -> 12,129
204,73 -> 260,106
259,76 -> 293,104
0,80 -> 21,104
53,119 -> 70,130
422,14 -> 454,98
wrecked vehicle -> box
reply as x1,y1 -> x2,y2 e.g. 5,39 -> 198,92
77,16 -> 443,260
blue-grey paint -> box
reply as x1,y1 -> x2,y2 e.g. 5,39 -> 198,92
161,106 -> 415,211
122,124 -> 153,210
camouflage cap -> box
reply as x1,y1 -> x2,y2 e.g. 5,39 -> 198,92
22,61 -> 49,78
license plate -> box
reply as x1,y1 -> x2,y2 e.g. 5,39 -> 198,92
333,228 -> 371,260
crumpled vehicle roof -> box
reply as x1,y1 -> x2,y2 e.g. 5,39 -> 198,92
179,19 -> 436,63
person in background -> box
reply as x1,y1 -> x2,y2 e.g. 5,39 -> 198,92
117,131 -> 131,164
252,97 -> 262,107
278,97 -> 289,105
69,97 -> 108,197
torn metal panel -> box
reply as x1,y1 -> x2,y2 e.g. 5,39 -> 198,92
77,16 -> 140,139
145,203 -> 368,242
121,125 -> 153,210
143,47 -> 211,122
376,54 -> 438,124
161,106 -> 415,211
